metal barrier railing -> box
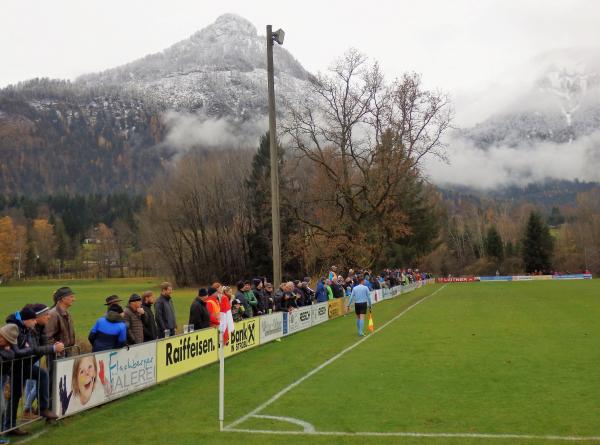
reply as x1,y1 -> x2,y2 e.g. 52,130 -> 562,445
0,344 -> 81,434
1,353 -> 48,434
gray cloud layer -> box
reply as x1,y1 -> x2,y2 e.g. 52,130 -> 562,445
425,131 -> 600,189
163,111 -> 268,151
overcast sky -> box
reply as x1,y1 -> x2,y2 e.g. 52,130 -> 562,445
3,1 -> 599,110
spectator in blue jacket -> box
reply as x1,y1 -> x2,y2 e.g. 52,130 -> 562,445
88,301 -> 127,352
315,278 -> 328,303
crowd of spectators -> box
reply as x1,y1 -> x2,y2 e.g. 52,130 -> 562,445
0,267 -> 430,440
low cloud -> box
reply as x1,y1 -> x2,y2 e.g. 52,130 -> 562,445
162,111 -> 268,151
424,131 -> 600,189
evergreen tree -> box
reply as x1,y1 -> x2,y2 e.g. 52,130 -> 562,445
548,206 -> 565,226
522,211 -> 554,273
245,132 -> 298,277
485,225 -> 504,262
505,240 -> 515,257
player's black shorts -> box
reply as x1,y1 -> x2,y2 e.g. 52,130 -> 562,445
355,302 -> 368,315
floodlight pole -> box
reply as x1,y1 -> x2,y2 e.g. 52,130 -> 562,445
267,24 -> 282,289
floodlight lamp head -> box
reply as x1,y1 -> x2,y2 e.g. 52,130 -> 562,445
272,29 -> 285,45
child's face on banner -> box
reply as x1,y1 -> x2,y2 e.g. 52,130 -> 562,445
77,356 -> 97,403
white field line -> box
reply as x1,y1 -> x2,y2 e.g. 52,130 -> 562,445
250,414 -> 315,432
225,284 -> 448,431
19,428 -> 49,443
224,428 -> 600,442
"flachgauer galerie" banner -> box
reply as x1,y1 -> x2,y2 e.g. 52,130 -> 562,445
53,342 -> 156,418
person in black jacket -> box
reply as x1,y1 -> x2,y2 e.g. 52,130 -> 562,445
155,282 -> 177,337
188,289 -> 210,331
4,306 -> 59,435
141,291 -> 158,342
331,279 -> 345,298
22,304 -> 65,420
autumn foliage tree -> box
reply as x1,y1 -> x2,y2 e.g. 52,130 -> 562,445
284,49 -> 451,269
0,216 -> 16,281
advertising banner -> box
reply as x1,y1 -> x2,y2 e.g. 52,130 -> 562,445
156,328 -> 218,383
54,342 -> 156,418
435,277 -> 476,283
225,318 -> 260,357
328,298 -> 345,319
553,274 -> 593,280
532,275 -> 553,280
311,302 -> 329,325
286,307 -> 312,335
260,312 -> 284,344
512,275 -> 533,281
479,276 -> 513,281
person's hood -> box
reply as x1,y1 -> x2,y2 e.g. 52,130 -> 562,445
5,312 -> 23,328
105,311 -> 124,323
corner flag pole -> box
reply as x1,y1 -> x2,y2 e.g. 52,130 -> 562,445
218,329 -> 225,431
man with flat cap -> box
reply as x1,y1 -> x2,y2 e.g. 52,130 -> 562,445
124,294 -> 145,345
45,286 -> 76,355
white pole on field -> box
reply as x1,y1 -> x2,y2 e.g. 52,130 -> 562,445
218,329 -> 225,431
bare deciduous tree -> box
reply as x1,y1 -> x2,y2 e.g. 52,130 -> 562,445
283,49 -> 452,267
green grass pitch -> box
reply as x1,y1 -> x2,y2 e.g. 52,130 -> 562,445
2,279 -> 600,444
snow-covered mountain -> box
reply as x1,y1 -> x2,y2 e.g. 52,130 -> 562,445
461,48 -> 600,149
0,14 -> 313,195
77,13 -> 312,118
427,48 -> 600,190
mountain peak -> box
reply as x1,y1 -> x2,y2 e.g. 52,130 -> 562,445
210,13 -> 257,37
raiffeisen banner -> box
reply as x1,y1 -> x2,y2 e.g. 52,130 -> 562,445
156,328 -> 218,383
53,342 -> 156,418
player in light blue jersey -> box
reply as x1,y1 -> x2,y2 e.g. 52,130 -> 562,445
347,276 -> 372,336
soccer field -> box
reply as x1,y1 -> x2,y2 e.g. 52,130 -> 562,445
16,280 -> 600,444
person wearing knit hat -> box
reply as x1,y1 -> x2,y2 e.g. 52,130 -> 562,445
4,306 -> 60,432
88,303 -> 127,352
0,324 -> 18,347
124,294 -> 145,345
188,288 -> 210,331
21,304 -> 64,420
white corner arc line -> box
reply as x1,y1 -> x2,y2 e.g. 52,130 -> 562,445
224,428 -> 600,442
225,284 -> 448,431
250,414 -> 316,432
